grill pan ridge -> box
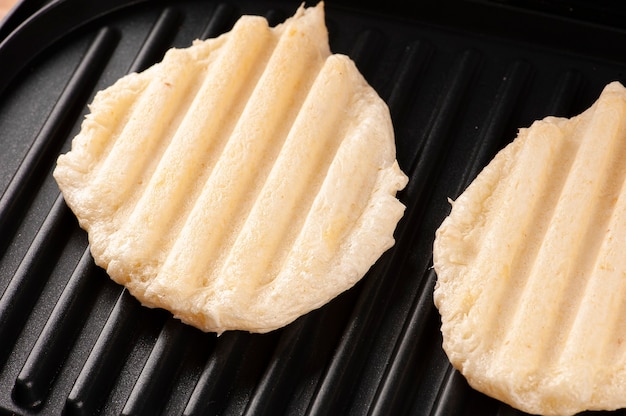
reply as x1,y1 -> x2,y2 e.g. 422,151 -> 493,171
1,0 -> 626,415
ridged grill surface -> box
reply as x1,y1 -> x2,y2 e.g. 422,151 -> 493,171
0,0 -> 625,415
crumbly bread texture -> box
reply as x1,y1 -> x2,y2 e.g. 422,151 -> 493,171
53,3 -> 408,334
433,81 -> 626,415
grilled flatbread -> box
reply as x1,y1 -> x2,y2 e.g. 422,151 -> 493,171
54,3 -> 408,334
434,81 -> 626,415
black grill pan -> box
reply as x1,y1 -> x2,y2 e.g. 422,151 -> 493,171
1,0 -> 626,415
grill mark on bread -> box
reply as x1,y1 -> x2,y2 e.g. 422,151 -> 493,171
216,56 -> 354,292
83,77 -> 171,215
553,113 -> 626,377
257,89 -> 396,308
200,36 -> 329,294
259,57 -> 387,292
494,91 -> 626,379
558,209 -> 626,388
107,65 -> 205,242
88,57 -> 199,208
484,129 -> 574,362
76,69 -> 197,261
103,17 -> 276,283
147,11 -> 330,302
449,124 -> 569,359
81,84 -> 141,174
265,61 -> 372,279
146,19 -> 277,269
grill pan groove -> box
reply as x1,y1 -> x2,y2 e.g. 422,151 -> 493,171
453,58 -> 532,198
386,40 -> 431,123
13,248 -> 96,410
0,195 -> 72,372
544,69 -> 583,117
354,48 -> 483,416
182,331 -> 249,416
64,290 -> 140,416
129,7 -> 182,73
306,44 -> 481,416
368,268 -> 438,416
1,1 -> 626,415
121,318 -> 193,416
199,3 -> 237,41
242,313 -> 315,416
429,365 -> 469,416
0,27 -> 117,249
